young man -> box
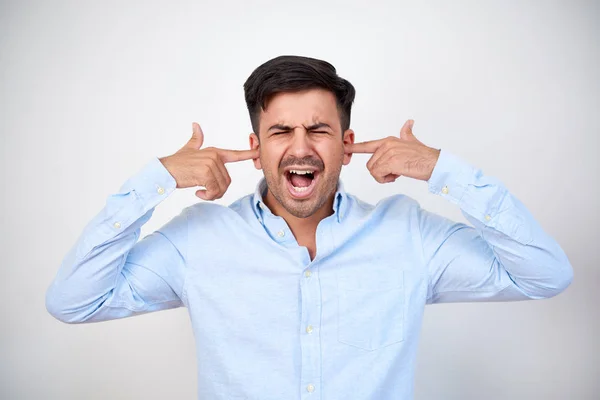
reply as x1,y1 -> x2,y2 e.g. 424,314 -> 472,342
46,55 -> 573,399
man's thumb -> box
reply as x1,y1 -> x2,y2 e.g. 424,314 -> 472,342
399,119 -> 415,141
186,122 -> 204,149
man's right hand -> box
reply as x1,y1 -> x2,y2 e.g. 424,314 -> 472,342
159,122 -> 259,200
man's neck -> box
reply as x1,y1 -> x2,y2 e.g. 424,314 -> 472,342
263,189 -> 335,240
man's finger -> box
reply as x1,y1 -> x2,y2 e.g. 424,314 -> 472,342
344,139 -> 383,154
367,146 -> 393,172
399,119 -> 415,141
206,160 -> 227,198
219,148 -> 260,163
186,122 -> 204,150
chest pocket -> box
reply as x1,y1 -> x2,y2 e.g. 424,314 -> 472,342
336,268 -> 405,351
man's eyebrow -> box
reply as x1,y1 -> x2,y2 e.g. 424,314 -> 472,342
305,122 -> 332,130
268,124 -> 293,132
267,122 -> 333,132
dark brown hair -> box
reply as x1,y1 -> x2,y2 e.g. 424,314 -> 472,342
243,55 -> 356,135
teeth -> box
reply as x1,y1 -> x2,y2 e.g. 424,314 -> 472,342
290,170 -> 314,175
292,186 -> 310,192
287,169 -> 316,194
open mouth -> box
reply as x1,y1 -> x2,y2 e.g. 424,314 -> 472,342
284,169 -> 319,199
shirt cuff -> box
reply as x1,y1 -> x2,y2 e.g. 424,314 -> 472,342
426,149 -> 521,237
118,157 -> 177,212
427,149 -> 475,206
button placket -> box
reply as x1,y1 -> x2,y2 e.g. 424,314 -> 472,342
300,259 -> 321,397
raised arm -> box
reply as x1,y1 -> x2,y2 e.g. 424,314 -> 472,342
346,119 -> 573,303
421,149 -> 572,303
45,157 -> 185,323
46,123 -> 259,323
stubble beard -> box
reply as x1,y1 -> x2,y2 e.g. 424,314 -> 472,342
264,164 -> 341,219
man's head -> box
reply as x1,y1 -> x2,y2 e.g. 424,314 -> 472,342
244,55 -> 356,218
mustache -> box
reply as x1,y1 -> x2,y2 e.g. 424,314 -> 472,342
280,156 -> 324,171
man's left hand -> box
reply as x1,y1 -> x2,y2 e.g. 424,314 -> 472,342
345,119 -> 441,183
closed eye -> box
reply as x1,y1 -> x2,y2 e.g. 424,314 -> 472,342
271,130 -> 329,136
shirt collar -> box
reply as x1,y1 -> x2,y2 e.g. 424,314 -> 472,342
252,177 -> 348,224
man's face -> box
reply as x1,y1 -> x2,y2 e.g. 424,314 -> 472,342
249,89 -> 354,218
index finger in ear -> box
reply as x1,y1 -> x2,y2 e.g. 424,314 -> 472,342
344,139 -> 383,154
218,148 -> 260,163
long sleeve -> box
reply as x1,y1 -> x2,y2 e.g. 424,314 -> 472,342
420,149 -> 573,304
45,157 -> 187,323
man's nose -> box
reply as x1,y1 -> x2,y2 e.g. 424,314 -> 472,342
288,129 -> 314,158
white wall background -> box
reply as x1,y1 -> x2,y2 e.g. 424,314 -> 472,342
1,0 -> 598,399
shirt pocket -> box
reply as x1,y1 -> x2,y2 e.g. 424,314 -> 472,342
336,268 -> 405,351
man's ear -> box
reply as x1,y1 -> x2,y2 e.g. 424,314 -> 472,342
342,129 -> 355,166
249,133 -> 262,170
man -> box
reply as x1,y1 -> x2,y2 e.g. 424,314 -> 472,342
46,55 -> 573,399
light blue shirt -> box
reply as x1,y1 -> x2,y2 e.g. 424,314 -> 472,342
46,149 -> 573,400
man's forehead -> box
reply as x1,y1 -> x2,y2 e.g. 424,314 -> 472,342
270,116 -> 329,126
260,104 -> 338,127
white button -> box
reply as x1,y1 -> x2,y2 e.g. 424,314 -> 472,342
441,186 -> 449,194
157,187 -> 165,195
307,384 -> 315,392
113,222 -> 121,229
259,203 -> 264,209
306,325 -> 313,334
277,230 -> 285,237
305,270 -> 311,278
485,215 -> 492,221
